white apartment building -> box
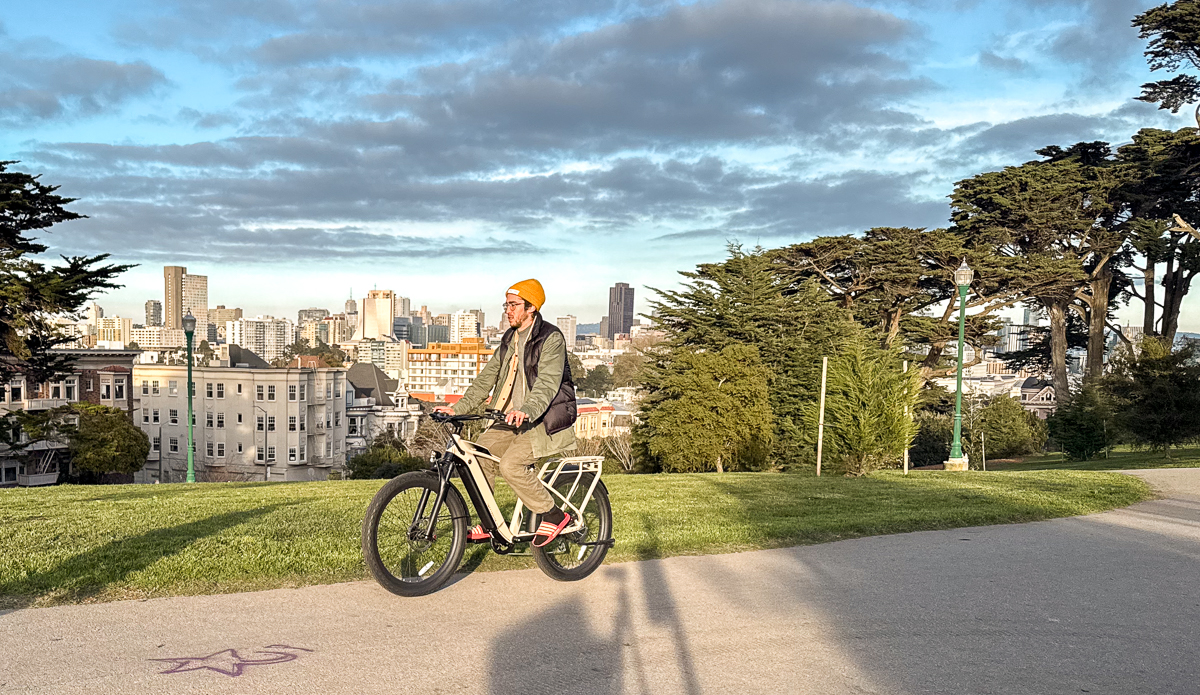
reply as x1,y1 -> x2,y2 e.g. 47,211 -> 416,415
130,326 -> 187,350
556,315 -> 577,348
132,363 -> 349,483
449,310 -> 480,343
405,337 -> 493,397
227,316 -> 295,362
97,316 -> 133,345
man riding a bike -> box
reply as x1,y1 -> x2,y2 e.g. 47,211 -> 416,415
434,278 -> 578,548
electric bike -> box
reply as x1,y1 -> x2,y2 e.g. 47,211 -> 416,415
361,410 -> 614,596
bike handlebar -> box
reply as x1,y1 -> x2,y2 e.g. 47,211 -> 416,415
430,409 -> 507,424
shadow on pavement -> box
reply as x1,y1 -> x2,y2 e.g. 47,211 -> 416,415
0,504 -> 289,608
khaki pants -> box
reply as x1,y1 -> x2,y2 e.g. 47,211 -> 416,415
475,426 -> 555,514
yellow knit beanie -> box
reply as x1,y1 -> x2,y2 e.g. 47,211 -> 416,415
507,279 -> 545,310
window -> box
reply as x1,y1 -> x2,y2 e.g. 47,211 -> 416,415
334,381 -> 341,398
217,383 -> 225,398
334,410 -> 341,427
237,383 -> 243,395
206,382 -> 213,398
289,385 -> 297,401
257,415 -> 264,431
267,385 -> 276,401
326,440 -> 332,456
288,447 -> 297,462
152,380 -> 160,395
217,442 -> 225,457
288,416 -> 296,432
142,407 -> 149,424
152,436 -> 160,451
237,413 -> 243,424
256,385 -> 264,401
299,414 -> 306,432
169,437 -> 179,453
267,446 -> 276,461
101,381 -> 111,400
206,412 -> 213,428
299,444 -> 306,461
169,409 -> 178,425
257,446 -> 265,462
51,384 -> 61,399
115,378 -> 125,400
237,442 -> 243,454
152,409 -> 160,424
169,380 -> 178,396
299,384 -> 306,400
9,384 -> 19,402
206,441 -> 214,457
65,381 -> 75,400
142,380 -> 149,395
326,383 -> 332,399
1,388 -> 6,403
348,417 -> 358,435
267,416 -> 276,432
217,412 -> 225,429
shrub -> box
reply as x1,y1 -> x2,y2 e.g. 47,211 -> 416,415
1049,385 -> 1115,461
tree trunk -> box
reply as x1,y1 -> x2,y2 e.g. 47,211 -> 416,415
1048,299 -> 1070,403
1161,269 -> 1197,345
1143,262 -> 1157,337
1087,269 -> 1112,378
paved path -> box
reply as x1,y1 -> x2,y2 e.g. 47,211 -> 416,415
3,469 -> 1200,694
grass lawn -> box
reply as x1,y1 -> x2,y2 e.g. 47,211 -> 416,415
992,446 -> 1200,472
0,470 -> 1150,608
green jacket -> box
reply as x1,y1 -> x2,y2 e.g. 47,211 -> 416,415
453,322 -> 577,458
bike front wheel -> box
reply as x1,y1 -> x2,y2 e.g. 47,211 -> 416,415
362,471 -> 467,597
533,477 -> 612,582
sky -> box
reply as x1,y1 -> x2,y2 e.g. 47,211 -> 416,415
4,0 -> 1195,328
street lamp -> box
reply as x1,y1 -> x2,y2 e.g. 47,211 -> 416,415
946,260 -> 974,472
182,310 -> 197,483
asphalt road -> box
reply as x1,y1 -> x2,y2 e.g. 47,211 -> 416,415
2,468 -> 1199,695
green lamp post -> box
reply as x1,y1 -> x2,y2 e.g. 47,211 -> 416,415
946,259 -> 974,472
182,310 -> 197,483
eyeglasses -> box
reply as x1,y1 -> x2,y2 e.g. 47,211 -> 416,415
502,301 -> 525,310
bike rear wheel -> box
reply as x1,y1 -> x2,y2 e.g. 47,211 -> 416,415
533,477 -> 612,581
362,471 -> 467,597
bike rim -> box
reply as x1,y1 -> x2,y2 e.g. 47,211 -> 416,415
375,485 -> 457,582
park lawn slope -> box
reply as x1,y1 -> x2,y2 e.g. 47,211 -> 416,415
0,470 -> 1149,608
995,446 -> 1200,471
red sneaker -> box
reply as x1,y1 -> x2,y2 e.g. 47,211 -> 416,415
533,513 -> 572,548
467,525 -> 490,542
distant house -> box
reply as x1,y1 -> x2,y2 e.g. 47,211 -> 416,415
1020,378 -> 1056,419
345,363 -> 423,458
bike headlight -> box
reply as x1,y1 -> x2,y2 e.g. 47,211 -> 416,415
429,450 -> 439,463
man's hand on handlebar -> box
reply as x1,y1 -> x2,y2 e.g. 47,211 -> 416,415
505,410 -> 528,427
433,406 -> 455,415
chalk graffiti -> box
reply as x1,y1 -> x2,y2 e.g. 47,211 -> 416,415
151,644 -> 314,677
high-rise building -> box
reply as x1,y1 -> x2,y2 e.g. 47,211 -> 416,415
468,308 -> 486,330
599,316 -> 609,341
606,282 -> 635,339
85,301 -> 104,324
145,300 -> 162,327
163,266 -> 185,329
298,308 -> 329,325
351,290 -> 396,341
323,314 -> 351,344
182,273 -> 209,339
555,315 -> 577,348
345,295 -> 357,316
395,296 -> 411,318
405,337 -> 493,396
227,316 -> 296,362
449,310 -> 481,343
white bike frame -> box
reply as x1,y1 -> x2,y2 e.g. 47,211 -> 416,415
447,431 -> 604,544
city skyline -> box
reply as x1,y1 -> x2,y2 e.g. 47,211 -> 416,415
7,1 -> 1200,332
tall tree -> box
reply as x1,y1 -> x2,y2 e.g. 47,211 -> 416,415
1103,337 -> 1200,455
1134,0 -> 1200,126
1115,128 -> 1200,343
772,227 -> 1030,381
952,143 -> 1124,395
645,246 -> 859,465
0,162 -> 130,385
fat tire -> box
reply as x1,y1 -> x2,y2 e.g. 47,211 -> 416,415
362,471 -> 467,597
533,478 -> 612,582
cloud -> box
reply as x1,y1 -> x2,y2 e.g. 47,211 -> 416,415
0,44 -> 167,126
978,50 -> 1029,73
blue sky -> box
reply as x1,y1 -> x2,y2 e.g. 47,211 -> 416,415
4,0 -> 1192,327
